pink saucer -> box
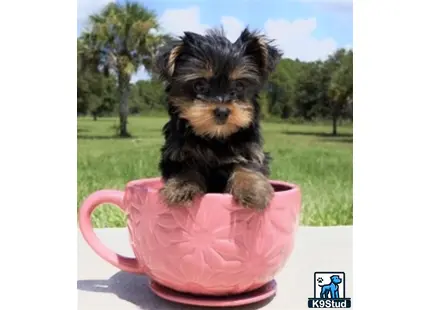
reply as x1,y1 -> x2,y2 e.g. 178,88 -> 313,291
149,280 -> 277,307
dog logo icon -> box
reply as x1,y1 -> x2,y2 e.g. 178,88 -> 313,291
318,274 -> 342,299
308,272 -> 351,308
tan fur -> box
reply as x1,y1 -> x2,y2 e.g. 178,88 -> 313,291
257,36 -> 269,70
175,70 -> 213,83
159,171 -> 206,207
172,99 -> 254,138
167,45 -> 183,76
226,166 -> 274,210
229,60 -> 259,81
230,36 -> 270,79
229,37 -> 269,80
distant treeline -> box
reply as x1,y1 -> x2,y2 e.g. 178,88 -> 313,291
77,2 -> 352,136
78,51 -> 352,118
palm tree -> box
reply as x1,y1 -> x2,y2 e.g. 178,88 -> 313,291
79,1 -> 166,137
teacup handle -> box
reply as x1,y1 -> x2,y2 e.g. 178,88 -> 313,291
78,190 -> 143,274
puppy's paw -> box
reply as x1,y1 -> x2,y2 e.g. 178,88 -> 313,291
160,178 -> 204,207
227,168 -> 274,210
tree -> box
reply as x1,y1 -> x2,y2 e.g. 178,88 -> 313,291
267,63 -> 289,118
129,79 -> 166,114
77,38 -> 116,119
77,16 -> 353,127
326,49 -> 353,135
292,62 -> 323,121
80,1 -> 166,137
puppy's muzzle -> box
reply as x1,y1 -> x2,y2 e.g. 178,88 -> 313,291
213,107 -> 231,124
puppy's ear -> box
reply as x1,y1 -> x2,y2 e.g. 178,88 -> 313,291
154,40 -> 183,82
182,31 -> 206,45
235,27 -> 282,74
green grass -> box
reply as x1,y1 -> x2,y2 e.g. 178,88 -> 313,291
78,116 -> 352,227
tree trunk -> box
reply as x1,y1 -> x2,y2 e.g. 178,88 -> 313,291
330,100 -> 341,136
281,105 -> 289,119
118,75 -> 131,137
332,114 -> 338,136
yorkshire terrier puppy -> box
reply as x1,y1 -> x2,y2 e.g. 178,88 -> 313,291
154,28 -> 282,210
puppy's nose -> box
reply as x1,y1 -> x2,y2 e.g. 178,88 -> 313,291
213,107 -> 231,122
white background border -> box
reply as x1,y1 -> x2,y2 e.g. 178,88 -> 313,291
354,0 -> 430,308
0,0 -> 429,309
0,0 -> 77,308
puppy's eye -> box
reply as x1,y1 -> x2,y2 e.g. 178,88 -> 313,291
229,81 -> 244,97
234,81 -> 245,92
193,79 -> 209,94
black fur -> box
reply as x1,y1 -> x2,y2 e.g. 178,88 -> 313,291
154,27 -> 281,199
159,102 -> 271,193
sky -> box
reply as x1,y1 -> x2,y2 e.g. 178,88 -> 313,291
77,0 -> 353,82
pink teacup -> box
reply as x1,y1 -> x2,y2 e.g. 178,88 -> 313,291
79,177 -> 301,296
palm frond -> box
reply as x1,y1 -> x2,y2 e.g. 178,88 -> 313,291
78,1 -> 165,77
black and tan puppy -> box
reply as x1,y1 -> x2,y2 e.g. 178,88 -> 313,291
154,28 -> 282,210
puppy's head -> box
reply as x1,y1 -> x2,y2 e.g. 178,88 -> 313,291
155,28 -> 282,139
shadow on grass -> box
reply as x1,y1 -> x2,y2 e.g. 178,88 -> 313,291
78,117 -> 118,122
77,271 -> 275,309
320,137 -> 353,144
77,135 -> 134,140
281,130 -> 353,144
282,130 -> 353,138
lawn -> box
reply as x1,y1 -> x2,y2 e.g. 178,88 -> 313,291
77,116 -> 352,227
